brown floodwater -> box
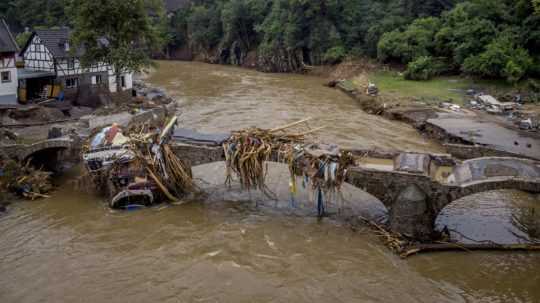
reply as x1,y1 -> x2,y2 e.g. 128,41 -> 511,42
1,61 -> 539,303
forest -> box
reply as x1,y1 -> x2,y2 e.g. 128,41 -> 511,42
2,0 -> 540,82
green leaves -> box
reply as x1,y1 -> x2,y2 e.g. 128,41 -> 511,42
462,33 -> 533,83
70,0 -> 165,75
378,17 -> 441,64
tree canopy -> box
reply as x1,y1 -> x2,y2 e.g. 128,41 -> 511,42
2,0 -> 540,82
68,0 -> 165,88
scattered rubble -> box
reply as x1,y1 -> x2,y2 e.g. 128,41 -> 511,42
466,94 -> 539,132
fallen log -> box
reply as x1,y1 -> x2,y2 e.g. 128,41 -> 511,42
401,243 -> 540,258
270,117 -> 312,133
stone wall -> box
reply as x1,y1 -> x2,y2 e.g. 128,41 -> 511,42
445,143 -> 540,161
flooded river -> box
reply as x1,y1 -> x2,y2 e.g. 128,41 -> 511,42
1,61 -> 539,302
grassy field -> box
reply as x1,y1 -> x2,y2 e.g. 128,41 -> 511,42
359,71 -> 516,105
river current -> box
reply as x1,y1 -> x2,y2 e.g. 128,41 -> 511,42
1,61 -> 539,302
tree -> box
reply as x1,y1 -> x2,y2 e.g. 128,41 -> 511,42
404,56 -> 438,80
533,0 -> 540,14
462,32 -> 533,83
187,5 -> 223,53
0,0 -> 70,31
378,17 -> 441,64
70,0 -> 165,92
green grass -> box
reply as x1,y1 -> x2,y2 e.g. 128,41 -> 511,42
365,71 -> 515,105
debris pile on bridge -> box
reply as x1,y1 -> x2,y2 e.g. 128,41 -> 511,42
223,118 -> 354,216
223,123 -> 306,197
81,116 -> 197,209
0,159 -> 52,200
289,143 -> 355,215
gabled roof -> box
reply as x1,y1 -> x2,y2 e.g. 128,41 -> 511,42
0,19 -> 19,53
20,28 -> 84,58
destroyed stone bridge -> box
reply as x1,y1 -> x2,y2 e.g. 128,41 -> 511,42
171,139 -> 540,240
2,131 -> 539,241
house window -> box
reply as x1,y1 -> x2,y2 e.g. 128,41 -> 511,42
1,71 -> 11,83
65,77 -> 79,88
92,75 -> 103,85
120,76 -> 126,88
67,58 -> 75,69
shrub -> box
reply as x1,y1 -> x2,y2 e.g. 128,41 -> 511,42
404,56 -> 437,80
323,46 -> 346,64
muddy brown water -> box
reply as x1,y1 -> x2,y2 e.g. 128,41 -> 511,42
1,61 -> 539,302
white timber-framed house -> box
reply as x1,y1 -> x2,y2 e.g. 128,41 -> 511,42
0,19 -> 19,105
19,28 -> 133,102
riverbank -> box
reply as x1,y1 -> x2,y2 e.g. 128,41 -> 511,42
330,69 -> 540,161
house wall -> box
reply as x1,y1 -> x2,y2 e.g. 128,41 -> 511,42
0,53 -> 18,104
108,69 -> 133,93
23,34 -> 133,96
22,36 -> 55,72
55,58 -> 109,77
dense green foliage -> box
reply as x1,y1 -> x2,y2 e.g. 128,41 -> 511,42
379,0 -> 540,83
2,0 -> 540,81
69,0 -> 166,88
0,0 -> 70,31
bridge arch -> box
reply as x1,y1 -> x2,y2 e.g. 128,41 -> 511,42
434,188 -> 540,243
4,138 -> 76,172
19,138 -> 74,161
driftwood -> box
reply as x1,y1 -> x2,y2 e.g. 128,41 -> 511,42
270,117 -> 312,133
358,216 -> 540,258
401,243 -> 540,258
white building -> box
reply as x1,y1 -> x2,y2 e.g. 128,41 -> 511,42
0,19 -> 19,105
19,28 -> 132,102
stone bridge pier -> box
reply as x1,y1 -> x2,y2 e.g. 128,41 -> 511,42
346,167 -> 446,240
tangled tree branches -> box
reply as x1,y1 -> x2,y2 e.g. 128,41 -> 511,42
82,116 -> 198,208
0,159 -> 52,200
223,118 -> 356,216
223,127 -> 304,198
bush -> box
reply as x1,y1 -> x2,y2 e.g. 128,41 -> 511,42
323,46 -> 346,64
404,56 -> 437,80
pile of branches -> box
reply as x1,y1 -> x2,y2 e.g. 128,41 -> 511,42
223,118 -> 320,196
223,118 -> 354,216
289,143 -> 355,215
81,117 -> 198,206
0,159 -> 52,200
128,122 -> 198,202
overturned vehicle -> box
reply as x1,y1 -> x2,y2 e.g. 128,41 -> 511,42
82,117 -> 197,209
